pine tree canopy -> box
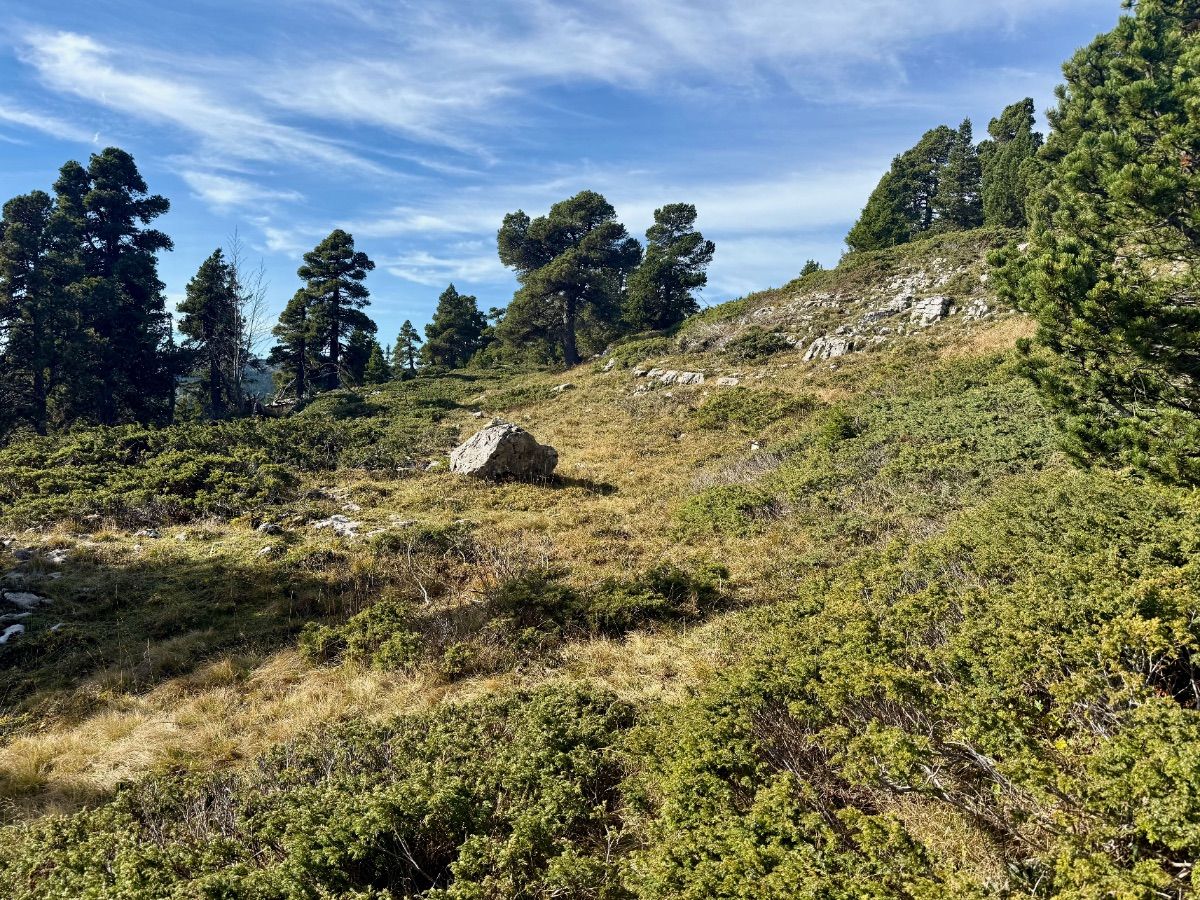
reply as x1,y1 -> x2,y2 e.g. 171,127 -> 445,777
980,98 -> 1044,228
497,190 -> 641,365
995,0 -> 1200,484
297,229 -> 375,390
624,203 -> 715,332
178,248 -> 242,418
422,285 -> 485,368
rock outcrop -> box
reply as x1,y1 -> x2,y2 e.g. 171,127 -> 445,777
450,423 -> 558,480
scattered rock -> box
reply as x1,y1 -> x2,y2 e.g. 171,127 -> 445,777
963,298 -> 992,321
3,591 -> 50,610
342,502 -> 362,513
11,548 -> 32,562
674,372 -> 705,386
910,296 -> 951,326
632,367 -> 648,378
312,515 -> 362,537
449,422 -> 558,480
256,546 -> 278,558
804,336 -> 855,361
716,376 -> 741,387
256,522 -> 284,535
552,383 -> 575,393
0,624 -> 24,644
45,548 -> 70,565
134,529 -> 161,539
471,410 -> 484,418
602,359 -> 617,372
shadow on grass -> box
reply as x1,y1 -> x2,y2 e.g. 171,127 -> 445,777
0,545 -> 337,719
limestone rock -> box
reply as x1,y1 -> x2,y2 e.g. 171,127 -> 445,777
449,423 -> 558,480
0,623 -> 24,644
45,548 -> 70,565
552,383 -> 575,393
312,515 -> 361,537
716,376 -> 741,387
910,296 -> 951,326
675,372 -> 705,386
256,522 -> 284,535
603,359 -> 617,372
804,336 -> 855,361
3,591 -> 49,610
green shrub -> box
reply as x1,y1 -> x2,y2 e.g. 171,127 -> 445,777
676,484 -> 774,535
693,387 -> 815,432
725,326 -> 792,361
0,686 -> 635,899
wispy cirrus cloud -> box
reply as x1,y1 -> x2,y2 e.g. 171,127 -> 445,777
0,95 -> 95,143
18,30 -> 386,174
180,170 -> 303,212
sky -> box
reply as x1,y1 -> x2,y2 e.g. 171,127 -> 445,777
0,0 -> 1120,349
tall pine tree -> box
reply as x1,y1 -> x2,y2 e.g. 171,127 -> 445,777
269,290 -> 317,401
624,203 -> 715,332
422,285 -> 485,368
980,98 -> 1045,228
363,340 -> 390,384
0,190 -> 70,437
933,119 -> 983,230
497,191 -> 641,365
297,229 -> 375,390
995,0 -> 1200,483
53,148 -> 174,426
177,248 -> 242,419
394,319 -> 422,376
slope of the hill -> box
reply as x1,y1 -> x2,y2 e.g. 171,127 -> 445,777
1,228 -> 1197,898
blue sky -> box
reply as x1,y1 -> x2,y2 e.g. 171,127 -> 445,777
0,0 -> 1118,349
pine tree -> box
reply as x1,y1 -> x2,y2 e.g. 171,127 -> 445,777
268,290 -> 317,400
52,148 -> 174,426
994,0 -> 1200,483
799,260 -> 823,278
177,248 -> 241,419
0,190 -> 70,436
933,119 -> 983,230
624,203 -> 715,332
394,319 -> 422,375
342,327 -> 374,386
847,125 -> 969,251
363,340 -> 390,384
297,229 -> 375,390
980,99 -> 1044,228
422,285 -> 485,368
497,191 -> 642,365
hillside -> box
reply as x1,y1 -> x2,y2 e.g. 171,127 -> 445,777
1,228 -> 1197,897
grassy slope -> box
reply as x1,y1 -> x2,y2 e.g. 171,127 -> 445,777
1,229 -> 1196,896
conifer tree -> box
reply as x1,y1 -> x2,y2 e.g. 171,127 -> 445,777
0,190 -> 69,436
422,285 -> 485,368
342,327 -> 375,386
52,148 -> 174,426
268,290 -> 316,400
995,0 -> 1200,483
394,319 -> 421,375
799,260 -> 823,278
933,119 -> 983,230
497,191 -> 641,365
297,229 -> 375,390
363,340 -> 390,384
980,98 -> 1044,228
624,203 -> 715,332
177,248 -> 241,419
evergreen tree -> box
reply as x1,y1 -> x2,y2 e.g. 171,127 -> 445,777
363,339 -> 390,384
268,290 -> 317,400
799,260 -> 823,278
994,0 -> 1200,483
497,191 -> 641,365
0,190 -> 70,436
847,125 -> 969,251
933,119 -> 984,230
177,248 -> 241,419
624,203 -> 715,332
422,285 -> 485,368
52,148 -> 174,426
394,319 -> 422,375
297,229 -> 375,390
980,98 -> 1044,228
342,327 -> 374,386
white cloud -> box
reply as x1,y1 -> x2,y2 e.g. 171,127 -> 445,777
180,171 -> 303,212
19,31 -> 385,174
0,96 -> 95,143
382,247 -> 509,287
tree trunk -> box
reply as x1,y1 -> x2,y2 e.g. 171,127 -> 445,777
562,295 -> 579,366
